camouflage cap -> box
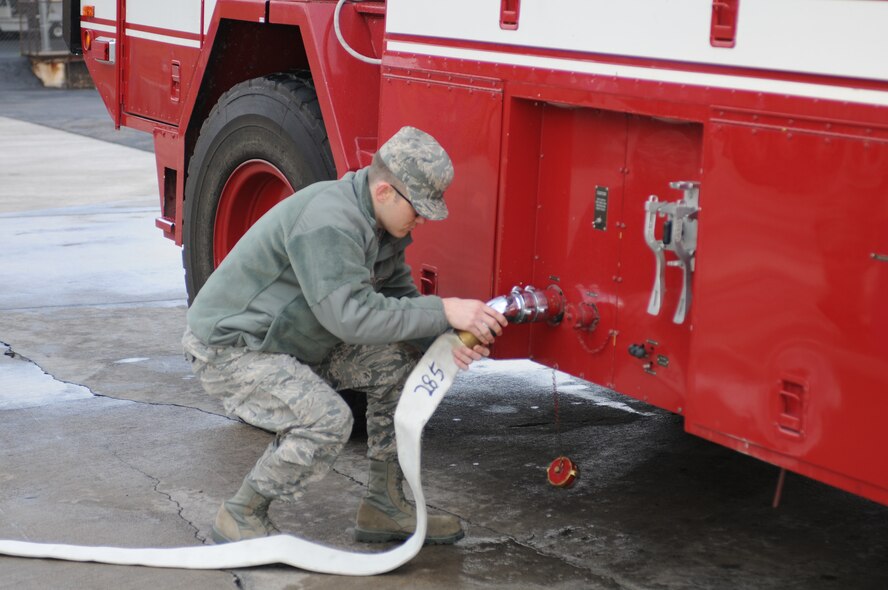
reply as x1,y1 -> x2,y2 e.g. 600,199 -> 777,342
378,126 -> 453,221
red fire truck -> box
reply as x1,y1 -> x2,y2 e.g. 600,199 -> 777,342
63,0 -> 888,506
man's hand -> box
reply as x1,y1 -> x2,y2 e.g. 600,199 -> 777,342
452,342 -> 490,371
442,298 -> 508,370
442,297 -> 508,344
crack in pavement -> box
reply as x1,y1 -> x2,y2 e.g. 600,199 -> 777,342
108,451 -> 208,545
111,464 -> 274,590
75,451 -> 245,588
470,529 -> 627,588
1,339 -> 240,422
93,392 -> 240,422
331,466 -> 364,488
459,516 -> 633,589
4,338 -> 253,590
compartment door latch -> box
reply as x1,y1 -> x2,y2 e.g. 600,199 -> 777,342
644,181 -> 701,324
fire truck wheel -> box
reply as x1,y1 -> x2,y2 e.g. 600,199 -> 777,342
182,73 -> 335,303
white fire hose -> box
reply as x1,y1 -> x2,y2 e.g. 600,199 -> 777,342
0,332 -> 464,576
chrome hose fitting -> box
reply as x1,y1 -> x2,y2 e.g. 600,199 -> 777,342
487,284 -> 564,326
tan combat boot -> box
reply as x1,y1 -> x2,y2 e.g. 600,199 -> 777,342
211,480 -> 278,544
355,459 -> 464,544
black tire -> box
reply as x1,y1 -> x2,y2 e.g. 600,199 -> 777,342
182,73 -> 335,303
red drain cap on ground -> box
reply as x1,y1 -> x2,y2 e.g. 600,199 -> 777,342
547,456 -> 579,488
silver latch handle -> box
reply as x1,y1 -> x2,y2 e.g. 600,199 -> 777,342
643,182 -> 700,325
644,195 -> 666,316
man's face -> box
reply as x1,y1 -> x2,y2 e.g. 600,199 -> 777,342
377,183 -> 426,238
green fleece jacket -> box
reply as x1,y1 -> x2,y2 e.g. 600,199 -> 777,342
186,168 -> 449,363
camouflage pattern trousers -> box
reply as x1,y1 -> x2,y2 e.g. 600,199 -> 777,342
182,328 -> 422,502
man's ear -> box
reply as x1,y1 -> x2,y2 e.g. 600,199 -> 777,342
371,182 -> 392,204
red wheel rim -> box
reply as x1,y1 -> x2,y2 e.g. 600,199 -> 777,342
214,160 -> 293,266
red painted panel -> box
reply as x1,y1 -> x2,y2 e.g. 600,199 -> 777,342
493,97 -> 543,359
509,106 -> 703,406
384,48 -> 888,132
80,26 -> 118,123
378,73 -> 503,301
528,106 -> 626,383
216,0 -> 266,23
123,37 -> 200,125
152,127 -> 185,242
609,116 -> 703,411
688,121 -> 888,496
